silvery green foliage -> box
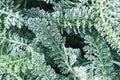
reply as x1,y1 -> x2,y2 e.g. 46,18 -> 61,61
73,66 -> 87,80
26,17 -> 63,50
27,53 -> 57,80
22,8 -> 47,18
0,0 -> 24,29
39,0 -> 56,4
0,1 -> 57,80
0,30 -> 57,80
0,0 -> 120,80
26,17 -> 83,79
0,24 -> 58,80
48,0 -> 120,55
83,31 -> 116,80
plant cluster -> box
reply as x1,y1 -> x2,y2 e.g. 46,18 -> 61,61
0,0 -> 120,80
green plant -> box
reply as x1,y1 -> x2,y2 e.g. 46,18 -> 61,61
0,0 -> 120,80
